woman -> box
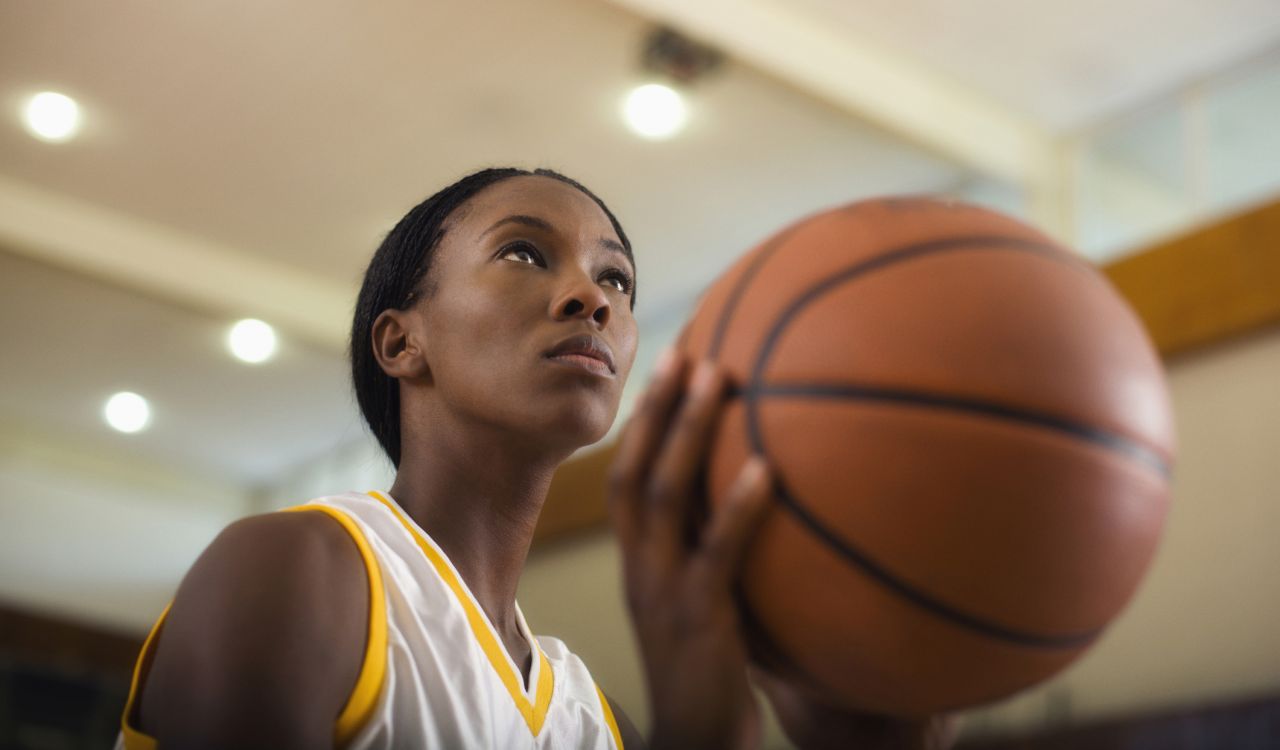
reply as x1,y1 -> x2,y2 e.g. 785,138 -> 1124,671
117,167 -> 951,748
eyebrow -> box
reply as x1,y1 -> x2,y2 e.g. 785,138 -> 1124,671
598,237 -> 629,264
482,214 -> 633,270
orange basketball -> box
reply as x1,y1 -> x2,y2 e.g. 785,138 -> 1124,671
679,197 -> 1175,716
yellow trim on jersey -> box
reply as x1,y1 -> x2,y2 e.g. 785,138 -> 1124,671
284,504 -> 389,746
116,505 -> 387,749
118,602 -> 169,750
596,685 -> 625,750
367,490 -> 556,735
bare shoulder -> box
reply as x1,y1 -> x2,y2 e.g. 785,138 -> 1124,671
139,509 -> 370,748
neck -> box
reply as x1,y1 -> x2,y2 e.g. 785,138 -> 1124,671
388,409 -> 569,636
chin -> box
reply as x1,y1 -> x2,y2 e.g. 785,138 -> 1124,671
540,403 -> 616,450
559,415 -> 614,449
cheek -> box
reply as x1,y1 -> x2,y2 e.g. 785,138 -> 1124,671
614,319 -> 640,382
450,324 -> 516,376
429,291 -> 528,389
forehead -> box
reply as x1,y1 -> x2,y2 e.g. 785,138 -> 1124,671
450,175 -> 616,237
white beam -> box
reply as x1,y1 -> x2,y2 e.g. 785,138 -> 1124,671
606,0 -> 1057,186
0,176 -> 351,352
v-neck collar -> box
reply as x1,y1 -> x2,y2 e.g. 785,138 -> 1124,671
366,490 -> 555,735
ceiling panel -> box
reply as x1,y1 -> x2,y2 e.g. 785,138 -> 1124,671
793,0 -> 1280,129
0,251 -> 359,485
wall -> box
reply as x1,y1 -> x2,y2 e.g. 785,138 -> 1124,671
0,422 -> 246,633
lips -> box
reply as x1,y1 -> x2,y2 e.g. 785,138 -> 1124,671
545,334 -> 615,374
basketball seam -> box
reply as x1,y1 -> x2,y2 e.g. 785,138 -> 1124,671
770,489 -> 1102,649
707,227 -> 1088,362
750,382 -> 1170,478
707,223 -> 804,359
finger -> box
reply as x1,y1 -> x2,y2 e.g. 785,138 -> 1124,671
607,346 -> 686,549
700,455 -> 774,586
643,359 -> 727,556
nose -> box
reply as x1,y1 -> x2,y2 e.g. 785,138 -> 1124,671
552,272 -> 611,327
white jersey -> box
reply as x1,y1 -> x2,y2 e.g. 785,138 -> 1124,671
118,490 -> 625,750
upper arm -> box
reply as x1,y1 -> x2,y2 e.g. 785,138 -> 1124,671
138,510 -> 369,749
605,692 -> 647,750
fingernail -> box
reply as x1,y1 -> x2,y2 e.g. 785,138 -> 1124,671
654,346 -> 678,378
733,456 -> 770,496
743,455 -> 769,486
692,360 -> 718,394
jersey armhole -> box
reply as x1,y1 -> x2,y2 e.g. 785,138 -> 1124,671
118,604 -> 169,750
283,504 -> 388,747
595,684 -> 625,750
116,505 -> 388,750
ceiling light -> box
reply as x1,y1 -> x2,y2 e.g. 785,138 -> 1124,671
227,318 -> 277,364
23,91 -> 81,142
623,83 -> 687,140
104,392 -> 151,434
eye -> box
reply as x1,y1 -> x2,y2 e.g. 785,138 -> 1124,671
499,241 -> 543,266
601,268 -> 635,295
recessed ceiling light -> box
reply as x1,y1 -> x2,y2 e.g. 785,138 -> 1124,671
227,318 -> 277,364
623,83 -> 687,140
104,392 -> 151,434
23,91 -> 81,142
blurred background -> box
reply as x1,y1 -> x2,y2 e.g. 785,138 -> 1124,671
2,1 -> 1279,748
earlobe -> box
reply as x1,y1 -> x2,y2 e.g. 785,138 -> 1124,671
371,309 -> 430,380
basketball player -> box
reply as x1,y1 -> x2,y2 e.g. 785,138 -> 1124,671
116,168 -> 951,748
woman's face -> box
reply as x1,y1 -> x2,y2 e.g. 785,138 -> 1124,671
412,175 -> 639,449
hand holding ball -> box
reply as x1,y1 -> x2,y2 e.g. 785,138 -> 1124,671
679,197 -> 1175,716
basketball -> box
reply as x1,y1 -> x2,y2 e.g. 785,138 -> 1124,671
679,197 -> 1176,716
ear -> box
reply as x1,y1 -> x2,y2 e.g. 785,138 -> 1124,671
371,308 -> 430,380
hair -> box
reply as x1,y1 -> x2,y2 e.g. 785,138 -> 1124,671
351,167 -> 635,468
